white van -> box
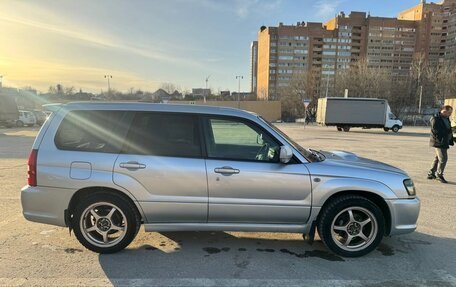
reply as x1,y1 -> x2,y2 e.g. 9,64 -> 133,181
17,110 -> 37,127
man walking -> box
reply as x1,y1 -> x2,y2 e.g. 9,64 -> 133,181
428,105 -> 454,183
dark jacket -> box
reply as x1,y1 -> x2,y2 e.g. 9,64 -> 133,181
430,113 -> 454,149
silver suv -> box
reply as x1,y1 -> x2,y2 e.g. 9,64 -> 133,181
21,103 -> 420,257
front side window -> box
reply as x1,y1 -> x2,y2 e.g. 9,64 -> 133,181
124,112 -> 201,158
203,118 -> 280,162
55,110 -> 132,153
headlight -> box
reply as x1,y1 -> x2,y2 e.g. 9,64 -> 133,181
403,179 -> 416,196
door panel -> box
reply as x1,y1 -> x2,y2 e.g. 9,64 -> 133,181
112,112 -> 208,223
113,155 -> 208,223
206,160 -> 311,223
202,116 -> 312,224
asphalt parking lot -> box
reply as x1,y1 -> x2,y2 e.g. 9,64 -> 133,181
0,124 -> 455,287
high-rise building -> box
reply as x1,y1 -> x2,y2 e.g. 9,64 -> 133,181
253,0 -> 456,100
399,0 -> 456,65
250,41 -> 258,93
257,22 -> 337,100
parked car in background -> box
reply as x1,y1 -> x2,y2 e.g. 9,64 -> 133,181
21,102 -> 420,257
32,110 -> 47,126
317,97 -> 403,132
0,95 -> 19,128
17,110 -> 37,127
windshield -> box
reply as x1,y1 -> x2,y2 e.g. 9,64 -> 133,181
258,116 -> 322,162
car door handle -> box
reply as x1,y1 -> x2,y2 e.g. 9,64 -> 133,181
214,166 -> 240,175
119,161 -> 146,170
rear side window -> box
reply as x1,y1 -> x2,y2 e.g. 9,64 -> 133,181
55,110 -> 132,153
124,112 -> 201,158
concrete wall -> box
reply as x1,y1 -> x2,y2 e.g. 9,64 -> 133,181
170,101 -> 281,122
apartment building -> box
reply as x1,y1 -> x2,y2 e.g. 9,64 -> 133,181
399,0 -> 456,65
256,22 -> 337,100
253,0 -> 456,100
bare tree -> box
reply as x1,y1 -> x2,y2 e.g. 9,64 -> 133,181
160,82 -> 179,94
335,58 -> 391,99
426,63 -> 456,105
64,86 -> 75,97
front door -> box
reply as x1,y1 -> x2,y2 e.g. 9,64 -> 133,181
202,116 -> 312,224
113,112 -> 208,223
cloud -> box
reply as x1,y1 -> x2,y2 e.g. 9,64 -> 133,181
314,0 -> 342,20
0,12 -> 205,69
236,0 -> 282,18
196,0 -> 281,19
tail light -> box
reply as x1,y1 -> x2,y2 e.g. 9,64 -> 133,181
28,149 -> 38,186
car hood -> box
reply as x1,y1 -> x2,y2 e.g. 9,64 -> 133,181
318,150 -> 407,176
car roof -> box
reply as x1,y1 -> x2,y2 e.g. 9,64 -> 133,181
61,102 -> 259,120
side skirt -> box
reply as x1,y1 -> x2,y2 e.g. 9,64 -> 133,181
144,222 -> 309,233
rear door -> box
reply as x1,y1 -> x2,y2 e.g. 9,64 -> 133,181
202,116 -> 312,224
113,112 -> 208,223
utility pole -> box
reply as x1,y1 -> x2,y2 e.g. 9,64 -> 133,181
325,73 -> 330,98
204,75 -> 211,103
418,85 -> 423,114
104,75 -> 112,94
236,75 -> 243,109
0,75 -> 3,90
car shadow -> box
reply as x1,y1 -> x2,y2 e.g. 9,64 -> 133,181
98,231 -> 456,285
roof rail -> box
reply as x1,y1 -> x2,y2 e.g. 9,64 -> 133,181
42,103 -> 63,112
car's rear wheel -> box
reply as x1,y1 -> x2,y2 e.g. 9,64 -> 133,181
337,126 -> 342,132
317,195 -> 384,257
16,120 -> 24,127
343,126 -> 350,132
73,192 -> 140,253
383,127 -> 389,132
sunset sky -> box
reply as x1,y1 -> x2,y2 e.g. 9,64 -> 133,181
0,0 -> 418,94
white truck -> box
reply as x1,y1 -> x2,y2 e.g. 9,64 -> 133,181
317,97 -> 403,132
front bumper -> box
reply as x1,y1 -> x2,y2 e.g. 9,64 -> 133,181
386,197 -> 420,235
21,185 -> 75,227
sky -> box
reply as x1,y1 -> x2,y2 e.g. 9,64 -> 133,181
0,0 -> 420,94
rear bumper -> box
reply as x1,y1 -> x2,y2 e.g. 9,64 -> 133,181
386,197 -> 420,235
21,185 -> 75,227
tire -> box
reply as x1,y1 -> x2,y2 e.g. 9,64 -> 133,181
16,120 -> 24,127
337,127 -> 342,132
317,195 -> 385,257
383,127 -> 389,132
343,126 -> 350,132
392,125 -> 400,133
73,192 -> 141,254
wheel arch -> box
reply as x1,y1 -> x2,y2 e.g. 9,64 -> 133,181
66,186 -> 145,228
317,190 -> 392,236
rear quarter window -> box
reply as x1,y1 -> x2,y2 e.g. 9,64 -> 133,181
54,110 -> 132,153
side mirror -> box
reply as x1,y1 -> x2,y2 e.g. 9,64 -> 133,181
279,146 -> 293,164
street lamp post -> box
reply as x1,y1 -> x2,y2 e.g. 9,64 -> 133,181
204,75 -> 211,103
104,75 -> 112,94
236,75 -> 243,108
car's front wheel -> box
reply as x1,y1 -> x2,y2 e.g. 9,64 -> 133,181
317,195 -> 384,257
73,192 -> 141,253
